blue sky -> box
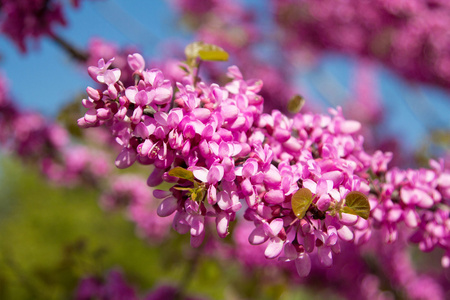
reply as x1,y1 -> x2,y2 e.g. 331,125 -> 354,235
0,1 -> 182,116
0,0 -> 449,154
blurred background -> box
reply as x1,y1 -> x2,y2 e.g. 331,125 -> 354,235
0,0 -> 449,299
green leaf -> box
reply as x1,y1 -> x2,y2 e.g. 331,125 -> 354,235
191,188 -> 205,202
343,191 -> 370,219
168,167 -> 195,182
198,46 -> 229,61
185,41 -> 229,67
287,95 -> 305,114
173,186 -> 191,191
179,65 -> 189,73
291,188 -> 313,219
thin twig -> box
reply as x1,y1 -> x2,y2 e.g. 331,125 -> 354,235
50,33 -> 89,63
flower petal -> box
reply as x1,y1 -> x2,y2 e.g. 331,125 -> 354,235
248,224 -> 269,245
115,147 -> 136,169
216,212 -> 229,238
264,237 -> 284,259
295,253 -> 311,277
157,197 -> 178,217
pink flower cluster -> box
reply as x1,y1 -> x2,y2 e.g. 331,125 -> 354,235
86,38 -> 139,87
75,269 -> 209,300
371,234 -> 447,300
231,220 -> 447,299
78,52 -> 450,277
273,0 -> 450,90
371,159 -> 450,262
0,0 -> 84,52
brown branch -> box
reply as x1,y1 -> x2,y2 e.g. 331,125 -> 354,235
50,33 -> 89,63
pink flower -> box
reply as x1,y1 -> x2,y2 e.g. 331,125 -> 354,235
128,53 -> 145,73
249,218 -> 285,259
279,243 -> 311,277
88,58 -> 121,84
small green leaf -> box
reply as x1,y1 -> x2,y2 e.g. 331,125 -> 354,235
185,41 -> 229,67
343,191 -> 370,219
191,188 -> 205,202
168,167 -> 195,182
173,186 -> 191,191
191,189 -> 198,201
179,65 -> 189,73
198,46 -> 229,61
291,188 -> 313,219
287,95 -> 305,114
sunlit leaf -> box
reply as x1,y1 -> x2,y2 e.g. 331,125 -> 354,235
292,188 -> 313,219
342,191 -> 370,219
168,167 -> 195,182
198,45 -> 229,61
185,41 -> 229,67
287,95 -> 305,114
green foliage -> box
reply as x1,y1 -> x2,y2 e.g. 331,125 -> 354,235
169,167 -> 207,202
0,159 -> 152,298
0,158 -> 179,299
342,191 -> 370,220
291,188 -> 313,219
185,41 -> 229,68
287,95 -> 305,114
168,166 -> 195,182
